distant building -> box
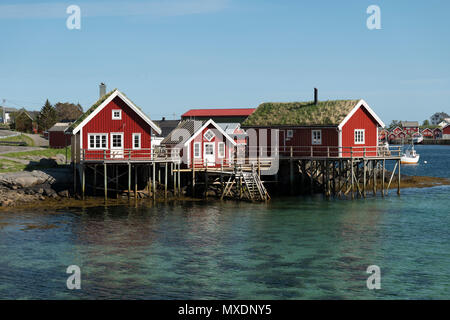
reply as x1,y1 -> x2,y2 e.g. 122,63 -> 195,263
1,106 -> 18,124
14,109 -> 38,133
430,112 -> 449,125
181,108 -> 255,124
48,122 -> 72,148
400,121 -> 419,135
153,118 -> 181,148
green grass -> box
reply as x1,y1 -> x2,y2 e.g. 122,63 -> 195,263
1,147 -> 71,159
0,134 -> 35,146
0,159 -> 27,173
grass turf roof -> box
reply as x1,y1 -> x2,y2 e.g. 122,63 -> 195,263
68,89 -> 117,131
242,100 -> 360,127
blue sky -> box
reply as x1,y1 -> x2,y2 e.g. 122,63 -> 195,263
0,0 -> 449,123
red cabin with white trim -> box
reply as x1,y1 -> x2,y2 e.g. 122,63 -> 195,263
161,119 -> 236,168
443,124 -> 450,139
243,99 -> 385,158
69,89 -> 161,162
421,128 -> 433,138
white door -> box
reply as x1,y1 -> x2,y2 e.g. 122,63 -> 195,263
204,143 -> 215,166
110,133 -> 124,158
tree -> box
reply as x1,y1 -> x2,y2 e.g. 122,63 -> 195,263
37,99 -> 57,131
14,112 -> 33,133
388,120 -> 400,130
422,120 -> 430,127
54,102 -> 83,122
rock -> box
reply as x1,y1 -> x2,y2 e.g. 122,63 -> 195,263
37,188 -> 44,194
39,158 -> 58,168
1,199 -> 13,207
58,190 -> 69,197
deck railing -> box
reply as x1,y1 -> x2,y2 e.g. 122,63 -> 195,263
81,147 -> 181,162
246,145 -> 402,158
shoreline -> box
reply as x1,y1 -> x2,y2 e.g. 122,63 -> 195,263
1,173 -> 449,212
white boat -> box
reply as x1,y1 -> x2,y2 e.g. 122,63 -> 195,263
412,134 -> 423,144
401,143 -> 420,164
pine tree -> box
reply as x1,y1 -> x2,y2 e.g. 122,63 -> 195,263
37,99 -> 57,131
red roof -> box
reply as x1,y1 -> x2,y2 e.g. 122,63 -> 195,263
182,108 -> 256,117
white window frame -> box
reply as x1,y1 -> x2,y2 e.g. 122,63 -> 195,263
112,109 -> 122,120
110,132 -> 124,149
218,142 -> 225,158
287,129 -> 293,138
203,129 -> 215,142
88,133 -> 108,150
193,142 -> 201,158
132,133 -> 141,150
354,129 -> 365,144
311,130 -> 322,145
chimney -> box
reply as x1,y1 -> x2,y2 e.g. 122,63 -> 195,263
162,117 -> 166,121
99,83 -> 106,98
314,88 -> 318,105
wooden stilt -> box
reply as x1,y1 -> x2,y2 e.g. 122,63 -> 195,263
104,163 -> 107,200
205,166 -> 208,199
148,164 -> 151,198
128,163 -> 131,200
351,158 -> 354,199
93,164 -> 97,196
192,166 -> 195,197
164,163 -> 168,199
373,160 -> 377,196
178,163 -> 181,195
363,159 -> 366,198
397,160 -> 401,195
116,165 -> 119,199
82,164 -> 85,199
153,163 -> 156,200
134,165 -> 138,200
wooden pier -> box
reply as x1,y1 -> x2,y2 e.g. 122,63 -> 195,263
73,145 -> 402,201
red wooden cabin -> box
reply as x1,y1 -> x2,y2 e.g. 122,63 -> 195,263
242,99 -> 385,158
68,89 -> 162,162
421,128 -> 434,138
161,119 -> 236,168
48,123 -> 71,148
433,127 -> 442,139
443,124 -> 450,139
388,132 -> 398,142
392,127 -> 403,135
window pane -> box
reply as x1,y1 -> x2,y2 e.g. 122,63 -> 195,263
101,136 -> 106,148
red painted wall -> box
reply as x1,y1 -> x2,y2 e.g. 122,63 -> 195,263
82,96 -> 153,160
341,106 -> 378,157
188,123 -> 234,168
49,131 -> 71,148
443,126 -> 450,135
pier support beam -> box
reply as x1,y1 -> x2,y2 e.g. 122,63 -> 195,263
104,163 -> 107,201
128,163 -> 131,200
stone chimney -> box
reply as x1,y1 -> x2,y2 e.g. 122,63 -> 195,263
99,83 -> 106,98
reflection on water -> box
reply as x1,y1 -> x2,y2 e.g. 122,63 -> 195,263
1,186 -> 449,299
0,146 -> 449,299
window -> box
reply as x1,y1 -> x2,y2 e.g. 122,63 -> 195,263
112,110 -> 122,120
111,133 -> 123,148
354,129 -> 365,144
205,143 -> 214,155
218,142 -> 225,158
204,129 -> 215,141
194,142 -> 201,158
312,130 -> 322,145
88,134 -> 107,150
287,130 -> 293,138
132,133 -> 141,149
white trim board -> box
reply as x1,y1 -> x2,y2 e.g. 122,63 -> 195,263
338,99 -> 385,130
183,119 -> 237,147
72,90 -> 162,135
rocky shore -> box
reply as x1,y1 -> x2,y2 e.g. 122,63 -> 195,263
0,167 -> 449,210
0,168 -> 72,207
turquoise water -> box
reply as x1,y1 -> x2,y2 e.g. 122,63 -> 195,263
0,146 -> 449,299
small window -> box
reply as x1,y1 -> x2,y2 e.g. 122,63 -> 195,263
112,110 -> 122,120
312,130 -> 322,145
287,130 -> 293,138
194,142 -> 201,158
203,129 -> 215,141
218,142 -> 225,158
354,129 -> 365,144
132,133 -> 141,149
88,134 -> 108,150
112,134 -> 123,148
